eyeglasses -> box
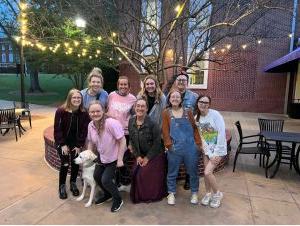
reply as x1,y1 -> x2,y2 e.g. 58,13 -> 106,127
198,101 -> 210,105
176,78 -> 187,83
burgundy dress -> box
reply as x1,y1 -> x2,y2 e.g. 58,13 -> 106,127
130,152 -> 167,203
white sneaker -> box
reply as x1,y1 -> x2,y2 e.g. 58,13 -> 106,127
118,185 -> 131,193
167,193 -> 175,205
210,191 -> 223,208
190,193 -> 199,205
201,193 -> 212,206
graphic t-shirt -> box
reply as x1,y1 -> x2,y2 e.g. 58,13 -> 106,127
196,109 -> 227,158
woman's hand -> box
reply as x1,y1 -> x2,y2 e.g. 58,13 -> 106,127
211,156 -> 222,165
61,145 -> 69,155
117,159 -> 124,167
137,157 -> 143,166
72,147 -> 81,156
141,157 -> 149,167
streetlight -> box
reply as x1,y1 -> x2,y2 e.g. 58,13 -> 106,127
75,17 -> 86,28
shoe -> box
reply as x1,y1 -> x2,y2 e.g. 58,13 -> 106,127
111,198 -> 123,212
118,184 -> 131,193
201,193 -> 212,206
210,191 -> 223,208
95,195 -> 112,205
167,193 -> 175,205
70,182 -> 79,196
59,184 -> 67,199
183,175 -> 190,190
190,193 -> 199,205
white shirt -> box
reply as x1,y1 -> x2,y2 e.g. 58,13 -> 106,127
195,109 -> 227,158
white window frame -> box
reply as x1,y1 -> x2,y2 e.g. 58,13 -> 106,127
187,0 -> 211,89
187,52 -> 209,89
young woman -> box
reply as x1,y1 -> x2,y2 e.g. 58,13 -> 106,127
162,88 -> 202,205
128,97 -> 167,203
195,95 -> 227,208
54,89 -> 90,199
87,101 -> 126,212
106,76 -> 136,191
137,74 -> 166,127
81,67 -> 108,110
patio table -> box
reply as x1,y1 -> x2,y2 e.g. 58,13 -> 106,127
261,131 -> 300,178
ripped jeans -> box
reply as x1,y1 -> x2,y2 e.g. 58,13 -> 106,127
57,146 -> 79,186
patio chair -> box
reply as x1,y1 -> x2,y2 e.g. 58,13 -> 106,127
233,121 -> 270,178
13,101 -> 32,128
258,118 -> 292,169
0,108 -> 21,141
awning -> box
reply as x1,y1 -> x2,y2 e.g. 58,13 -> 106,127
264,47 -> 300,73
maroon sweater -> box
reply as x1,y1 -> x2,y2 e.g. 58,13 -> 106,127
54,107 -> 90,148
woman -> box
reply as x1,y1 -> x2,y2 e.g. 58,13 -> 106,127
138,74 -> 166,127
195,95 -> 227,208
128,97 -> 167,203
81,67 -> 108,110
162,88 -> 202,205
54,89 -> 90,199
87,101 -> 126,212
106,76 -> 136,190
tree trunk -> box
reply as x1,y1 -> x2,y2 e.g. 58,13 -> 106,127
28,68 -> 43,93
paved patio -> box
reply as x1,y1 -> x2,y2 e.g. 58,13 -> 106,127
0,100 -> 300,224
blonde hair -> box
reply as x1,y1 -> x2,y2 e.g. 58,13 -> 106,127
87,67 -> 104,88
61,89 -> 85,112
88,100 -> 107,136
138,74 -> 163,103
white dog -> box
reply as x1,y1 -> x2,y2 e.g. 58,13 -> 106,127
74,150 -> 97,207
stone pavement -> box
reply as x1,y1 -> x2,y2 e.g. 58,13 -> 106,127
0,100 -> 300,224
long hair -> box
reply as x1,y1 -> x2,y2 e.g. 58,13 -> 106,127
138,74 -> 163,103
195,94 -> 211,121
166,88 -> 183,108
61,89 -> 85,112
88,100 -> 108,136
86,67 -> 104,89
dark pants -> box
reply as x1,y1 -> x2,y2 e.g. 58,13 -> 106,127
116,135 -> 134,186
93,161 -> 121,201
57,146 -> 79,186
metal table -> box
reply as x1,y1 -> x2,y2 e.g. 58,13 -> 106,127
261,131 -> 300,178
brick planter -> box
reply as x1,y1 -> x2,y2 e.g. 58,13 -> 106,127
44,126 -> 231,178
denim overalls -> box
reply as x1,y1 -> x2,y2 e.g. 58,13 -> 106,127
167,109 -> 199,193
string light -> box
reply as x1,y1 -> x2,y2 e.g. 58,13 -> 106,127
74,41 -> 79,46
226,44 -> 231,50
242,44 -> 247,49
112,32 -> 117,37
288,33 -> 293,38
96,49 -> 100,54
257,39 -> 262,44
221,48 -> 225,53
175,5 -> 181,12
97,36 -> 102,41
118,57 -> 122,61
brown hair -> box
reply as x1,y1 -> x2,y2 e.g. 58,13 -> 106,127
87,67 -> 104,88
138,74 -> 163,103
61,88 -> 85,112
117,76 -> 130,88
88,100 -> 108,136
166,88 -> 183,108
195,94 -> 211,121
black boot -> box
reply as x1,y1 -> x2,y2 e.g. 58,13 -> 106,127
183,174 -> 190,190
59,184 -> 68,199
70,182 -> 79,196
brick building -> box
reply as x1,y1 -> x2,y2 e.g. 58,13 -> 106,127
116,0 -> 299,114
0,37 -> 18,73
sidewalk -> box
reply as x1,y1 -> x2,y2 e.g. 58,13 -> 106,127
0,100 -> 300,224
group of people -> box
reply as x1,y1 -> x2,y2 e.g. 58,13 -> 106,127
53,67 -> 227,213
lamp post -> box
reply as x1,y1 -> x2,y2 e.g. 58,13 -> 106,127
19,0 -> 27,107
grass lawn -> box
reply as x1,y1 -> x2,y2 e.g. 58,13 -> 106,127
0,73 -> 74,106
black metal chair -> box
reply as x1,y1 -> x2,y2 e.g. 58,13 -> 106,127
258,118 -> 292,169
0,108 -> 21,141
13,101 -> 32,128
233,121 -> 270,178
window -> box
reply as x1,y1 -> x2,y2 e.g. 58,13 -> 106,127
1,53 -> 6,63
141,0 -> 161,57
8,53 -> 13,62
187,52 -> 209,89
1,44 -> 5,51
187,0 -> 212,89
